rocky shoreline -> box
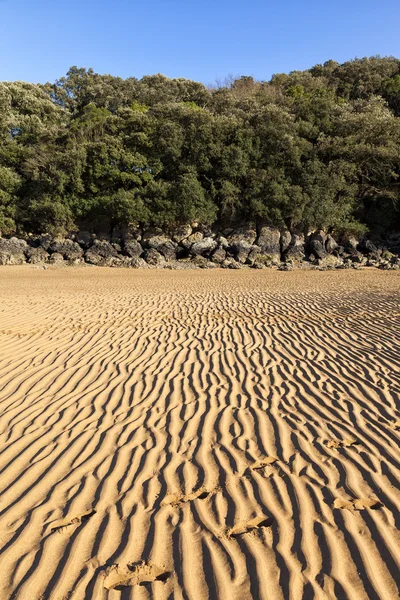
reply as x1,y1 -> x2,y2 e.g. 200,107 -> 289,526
1,225 -> 400,270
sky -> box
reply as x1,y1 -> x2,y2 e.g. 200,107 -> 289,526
0,0 -> 399,85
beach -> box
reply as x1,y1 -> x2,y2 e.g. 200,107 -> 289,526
0,267 -> 399,600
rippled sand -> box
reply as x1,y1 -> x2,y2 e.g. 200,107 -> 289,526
0,267 -> 399,600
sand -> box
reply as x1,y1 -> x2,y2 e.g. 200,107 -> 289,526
0,266 -> 399,600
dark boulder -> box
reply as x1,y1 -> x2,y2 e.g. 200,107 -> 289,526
119,224 -> 142,242
168,224 -> 192,243
280,230 -> 292,254
33,234 -> 53,251
285,234 -> 305,261
190,256 -> 218,269
0,237 -> 28,254
359,239 -> 379,255
124,239 -> 143,258
0,237 -> 28,265
48,252 -> 64,264
143,248 -> 165,266
325,234 -> 338,254
210,247 -> 226,264
181,231 -> 204,250
130,257 -> 148,268
308,231 -> 327,259
48,239 -> 83,261
256,226 -> 281,261
26,247 -> 49,264
142,227 -> 163,242
73,231 -> 94,249
190,236 -> 217,257
145,235 -> 177,261
227,226 -> 257,263
316,255 -> 343,268
85,240 -> 119,265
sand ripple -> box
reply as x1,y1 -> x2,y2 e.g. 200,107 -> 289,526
0,267 -> 399,600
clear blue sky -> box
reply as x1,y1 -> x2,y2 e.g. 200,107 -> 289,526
0,0 -> 399,85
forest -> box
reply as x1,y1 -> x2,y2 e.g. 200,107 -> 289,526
1,56 -> 400,238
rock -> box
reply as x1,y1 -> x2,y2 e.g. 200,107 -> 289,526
35,234 -> 53,251
336,260 -> 353,270
280,230 -> 292,254
381,250 -> 394,261
278,263 -> 293,271
256,226 -> 281,261
130,257 -> 148,268
233,242 -> 253,263
349,251 -> 364,263
222,257 -> 243,269
25,247 -> 49,264
210,247 -> 226,264
85,240 -> 119,265
0,251 -> 25,265
181,231 -> 204,249
164,259 -> 195,270
190,237 -> 217,256
228,261 -> 244,269
221,257 -> 236,269
169,224 -> 192,243
308,231 -> 327,259
143,248 -> 165,266
124,239 -> 143,258
0,237 -> 28,265
142,227 -> 164,242
341,236 -> 359,252
317,255 -> 343,268
120,224 -> 142,242
325,234 -> 338,254
218,236 -> 229,249
104,257 -> 123,268
228,226 -> 257,246
145,235 -> 177,261
190,256 -> 217,269
0,237 -> 28,254
48,252 -> 64,264
246,246 -> 261,265
84,252 -> 103,266
73,231 -> 94,248
227,226 -> 257,263
360,239 -> 378,254
48,239 -> 83,261
285,234 -> 305,261
253,253 -> 280,267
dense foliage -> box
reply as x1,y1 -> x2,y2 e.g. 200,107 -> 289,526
1,56 -> 400,237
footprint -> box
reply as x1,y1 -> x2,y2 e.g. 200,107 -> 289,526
226,515 -> 274,538
325,438 -> 358,449
103,561 -> 171,590
251,456 -> 278,470
389,419 -> 400,431
162,488 -> 214,507
333,498 -> 382,511
50,509 -> 96,532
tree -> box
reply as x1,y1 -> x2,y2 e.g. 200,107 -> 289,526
0,58 -> 399,237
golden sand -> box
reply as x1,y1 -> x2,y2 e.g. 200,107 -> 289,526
0,267 -> 399,600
